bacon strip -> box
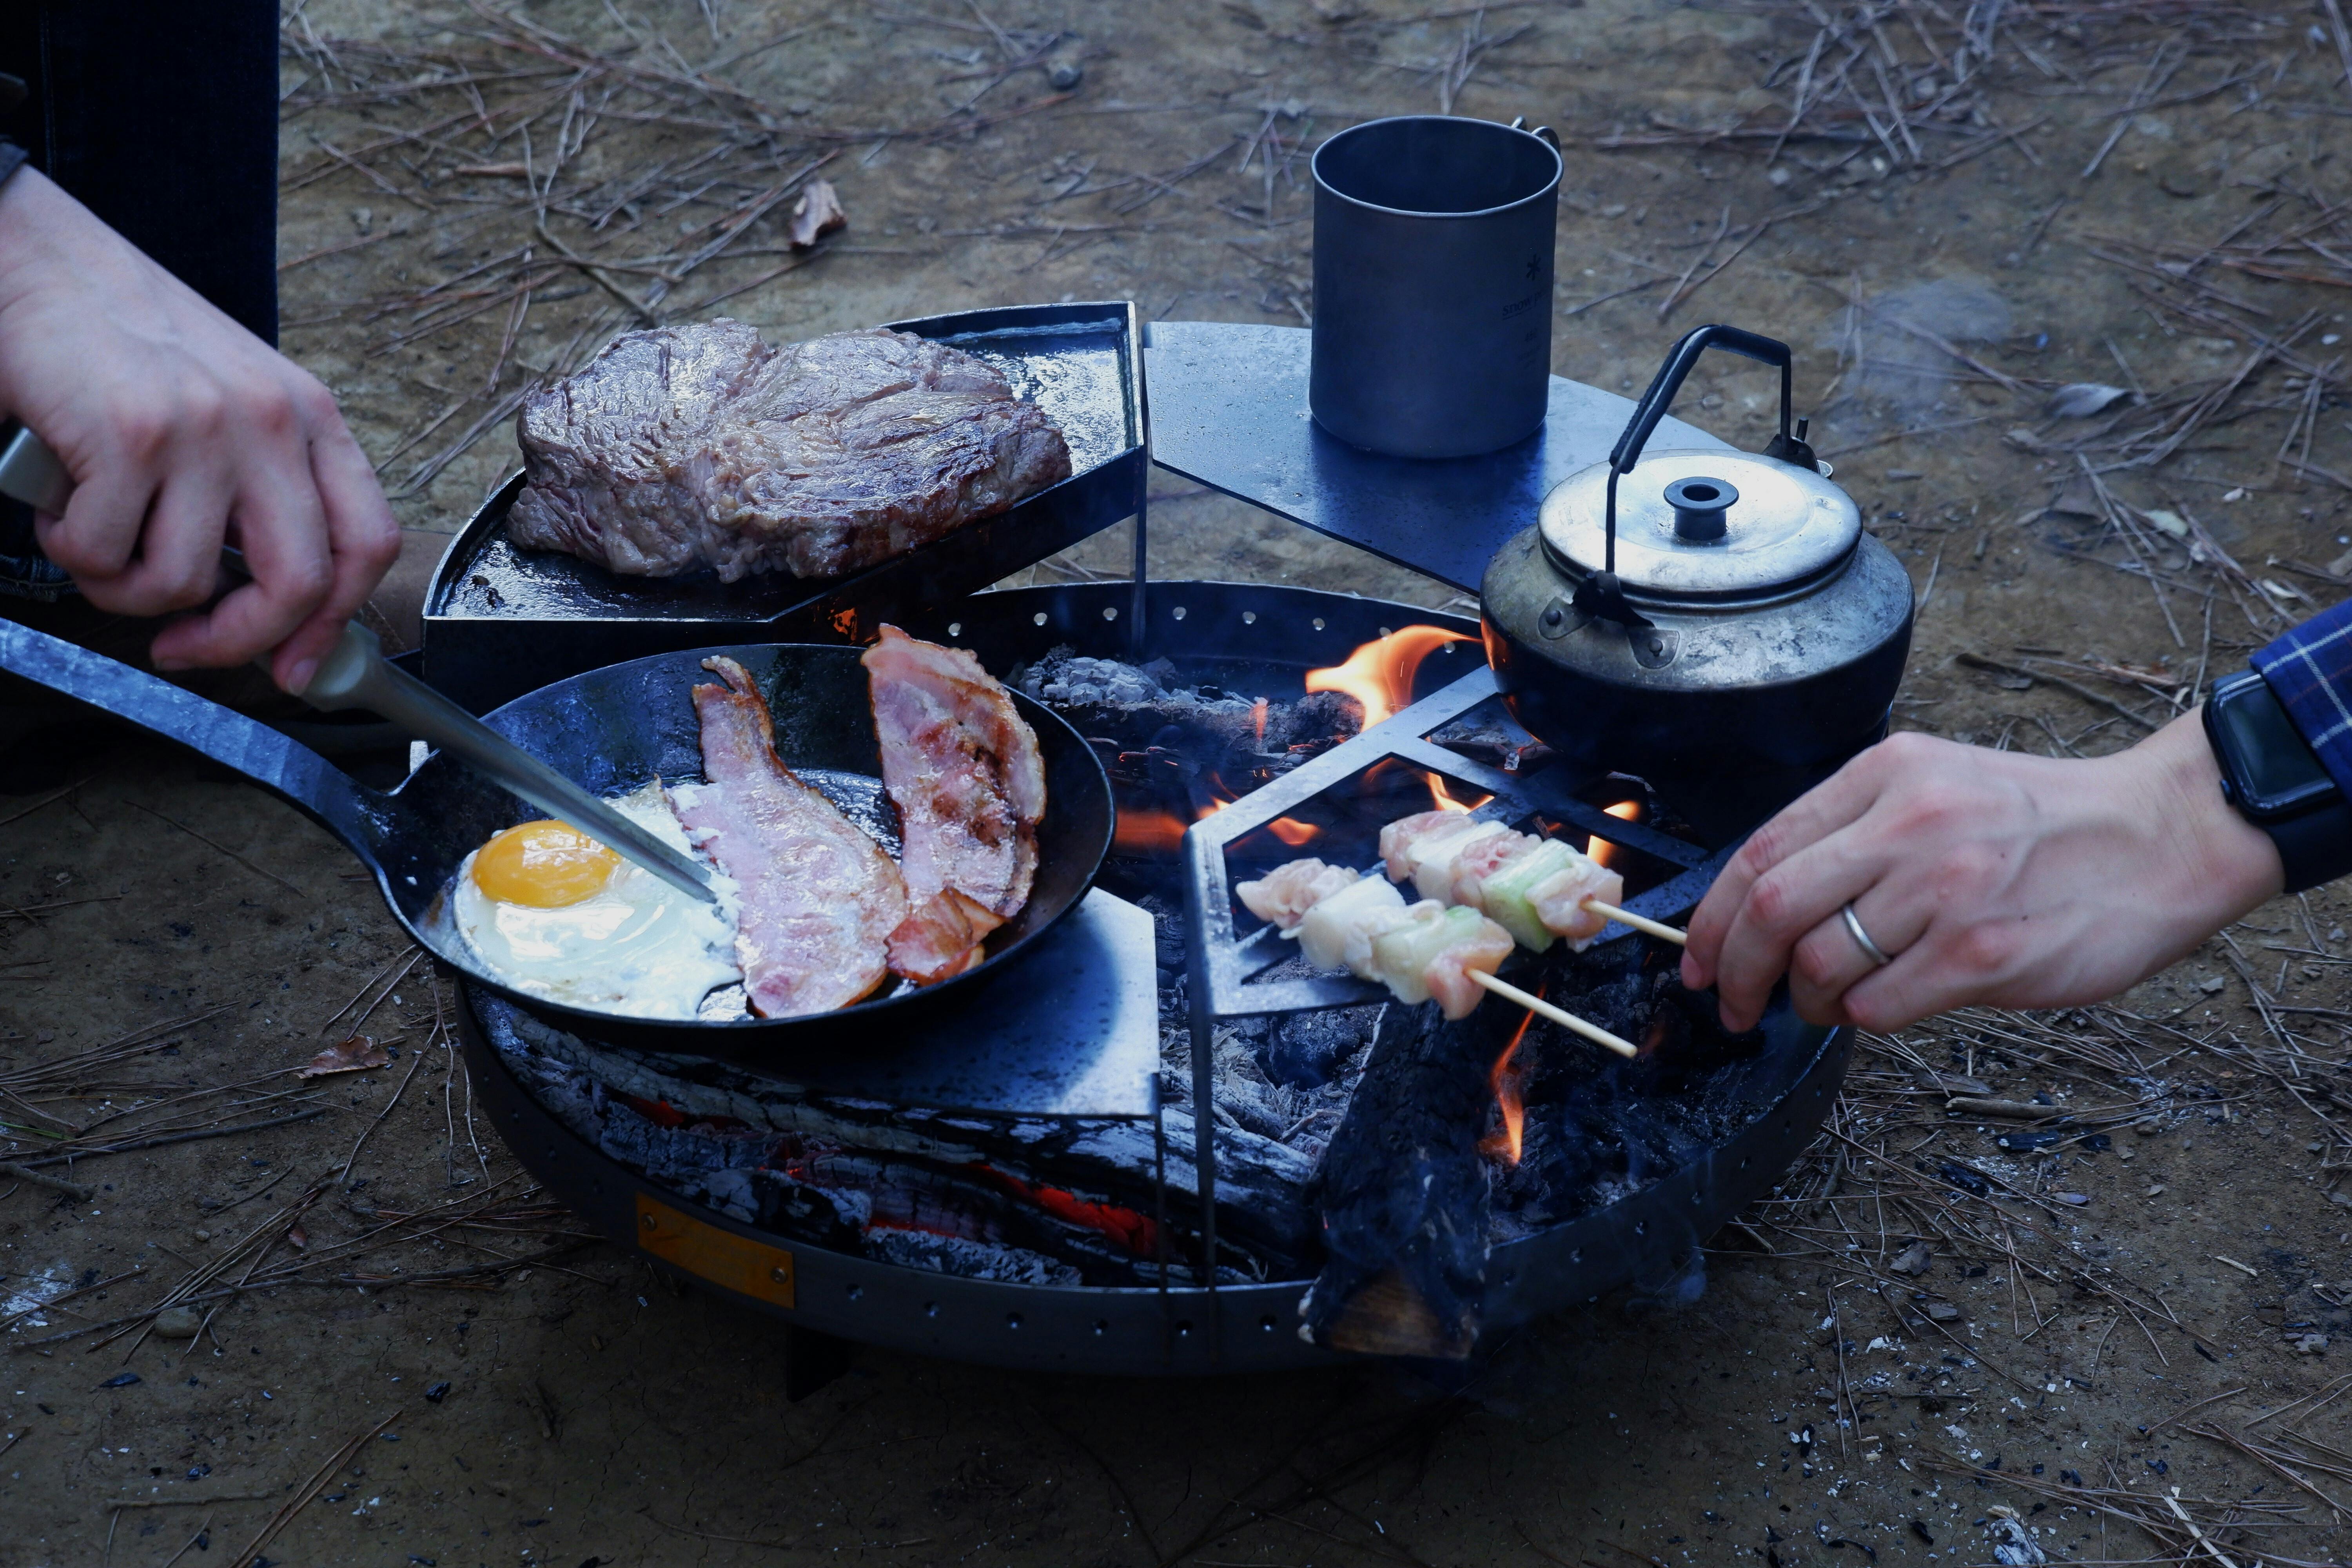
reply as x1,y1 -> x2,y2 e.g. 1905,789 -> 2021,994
673,656 -> 907,1016
887,889 -> 1007,985
864,625 -> 1047,980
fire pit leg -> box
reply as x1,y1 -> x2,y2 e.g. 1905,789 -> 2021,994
1185,960 -> 1221,1360
1127,490 -> 1150,661
780,1323 -> 855,1403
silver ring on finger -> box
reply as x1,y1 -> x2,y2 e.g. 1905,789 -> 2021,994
1842,902 -> 1895,968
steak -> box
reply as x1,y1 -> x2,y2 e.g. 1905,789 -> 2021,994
508,321 -> 1073,582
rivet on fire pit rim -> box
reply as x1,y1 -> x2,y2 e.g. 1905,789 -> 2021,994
1093,1319 -> 1109,1335
1033,612 -> 1049,626
1635,1221 -> 1647,1236
1312,617 -> 1325,630
1570,1250 -> 1582,1264
947,621 -> 961,637
1242,610 -> 1257,624
1175,1320 -> 1193,1336
1103,606 -> 1118,620
924,1302 -> 938,1318
1006,1312 -> 1024,1330
641,1213 -> 657,1232
771,1267 -> 789,1284
845,1283 -> 862,1299
1259,1315 -> 1278,1332
1172,605 -> 1187,620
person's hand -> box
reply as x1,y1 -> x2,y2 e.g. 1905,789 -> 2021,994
0,168 -> 399,692
1679,713 -> 2284,1032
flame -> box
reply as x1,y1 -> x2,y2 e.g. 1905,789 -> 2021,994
1305,625 -> 1475,729
1428,775 -> 1490,814
1117,797 -> 1319,854
1587,799 -> 1641,869
1250,697 -> 1269,747
1480,1000 -> 1538,1166
1115,809 -> 1189,855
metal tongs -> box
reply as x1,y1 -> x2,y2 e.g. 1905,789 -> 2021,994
0,420 -> 715,904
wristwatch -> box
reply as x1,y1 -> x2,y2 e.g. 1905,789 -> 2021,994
2204,668 -> 2352,893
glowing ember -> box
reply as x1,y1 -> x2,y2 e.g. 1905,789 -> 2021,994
1588,799 -> 1641,868
1480,1001 -> 1538,1165
1305,625 -> 1474,729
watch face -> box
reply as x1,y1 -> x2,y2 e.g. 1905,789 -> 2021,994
2214,674 -> 2337,819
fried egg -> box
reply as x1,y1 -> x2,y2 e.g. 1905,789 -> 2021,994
452,782 -> 742,1019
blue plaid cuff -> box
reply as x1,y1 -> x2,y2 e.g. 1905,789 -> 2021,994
2253,601 -> 2352,798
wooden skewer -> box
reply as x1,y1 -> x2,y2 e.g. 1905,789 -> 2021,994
1583,898 -> 1688,946
1470,970 -> 1640,1059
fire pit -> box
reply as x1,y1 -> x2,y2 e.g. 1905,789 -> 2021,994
419,313 -> 1867,1387
456,577 -> 1846,1379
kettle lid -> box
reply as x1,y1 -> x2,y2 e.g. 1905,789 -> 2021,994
1539,446 -> 1860,600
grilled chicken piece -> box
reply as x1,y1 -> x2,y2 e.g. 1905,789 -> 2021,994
672,657 -> 907,1016
1236,858 -> 1359,934
864,625 -> 1047,981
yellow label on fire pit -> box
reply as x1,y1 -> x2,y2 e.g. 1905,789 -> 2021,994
635,1194 -> 795,1308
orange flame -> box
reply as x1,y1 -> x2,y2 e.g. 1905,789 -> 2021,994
1428,775 -> 1490,814
1267,817 -> 1320,848
1250,697 -> 1269,747
1114,809 -> 1189,854
1305,625 -> 1475,729
1480,1000 -> 1538,1166
1587,799 -> 1641,869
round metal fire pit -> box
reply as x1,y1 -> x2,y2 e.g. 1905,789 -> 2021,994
458,581 -> 1849,1376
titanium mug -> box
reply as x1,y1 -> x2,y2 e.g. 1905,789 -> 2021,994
1308,115 -> 1562,460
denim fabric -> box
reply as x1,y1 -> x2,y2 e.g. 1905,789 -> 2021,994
0,1 -> 279,599
2253,600 -> 2352,798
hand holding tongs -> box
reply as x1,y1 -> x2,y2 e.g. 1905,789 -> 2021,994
0,420 -> 715,904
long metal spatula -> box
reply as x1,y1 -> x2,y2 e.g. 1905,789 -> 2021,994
0,420 -> 716,904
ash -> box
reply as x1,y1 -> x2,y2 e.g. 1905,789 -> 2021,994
1129,885 -> 1379,1168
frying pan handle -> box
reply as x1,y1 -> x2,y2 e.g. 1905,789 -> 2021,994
0,620 -> 396,874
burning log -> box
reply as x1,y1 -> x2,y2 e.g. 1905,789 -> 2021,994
1299,1000 -> 1504,1359
482,995 -> 1322,1283
1014,647 -> 1364,798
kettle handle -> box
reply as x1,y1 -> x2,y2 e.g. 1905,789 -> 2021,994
1593,324 -> 1819,584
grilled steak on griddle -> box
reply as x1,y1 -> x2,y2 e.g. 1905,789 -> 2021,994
508,321 -> 1073,582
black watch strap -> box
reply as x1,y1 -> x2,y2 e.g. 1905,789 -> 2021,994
2206,668 -> 2352,893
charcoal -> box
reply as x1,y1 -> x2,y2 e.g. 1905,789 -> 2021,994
1261,1005 -> 1381,1091
1012,646 -> 1363,793
1299,1001 -> 1501,1358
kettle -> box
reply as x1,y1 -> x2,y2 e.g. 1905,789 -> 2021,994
1480,325 -> 1915,846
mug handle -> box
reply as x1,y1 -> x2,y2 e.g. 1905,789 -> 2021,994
1509,115 -> 1563,152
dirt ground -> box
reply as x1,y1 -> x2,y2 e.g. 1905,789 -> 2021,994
9,1 -> 2352,1564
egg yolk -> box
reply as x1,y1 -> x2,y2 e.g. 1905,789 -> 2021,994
471,820 -> 620,907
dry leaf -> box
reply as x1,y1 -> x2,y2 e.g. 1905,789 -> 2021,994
2142,508 -> 2189,539
2045,382 -> 2130,419
788,179 -> 846,251
299,1035 -> 390,1078
287,1225 -> 308,1250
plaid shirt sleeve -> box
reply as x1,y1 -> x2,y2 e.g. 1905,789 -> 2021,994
2252,600 -> 2352,796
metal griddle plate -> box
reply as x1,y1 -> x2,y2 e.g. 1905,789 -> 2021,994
421,301 -> 1148,714
462,583 -> 1846,1377
1143,322 -> 1726,593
